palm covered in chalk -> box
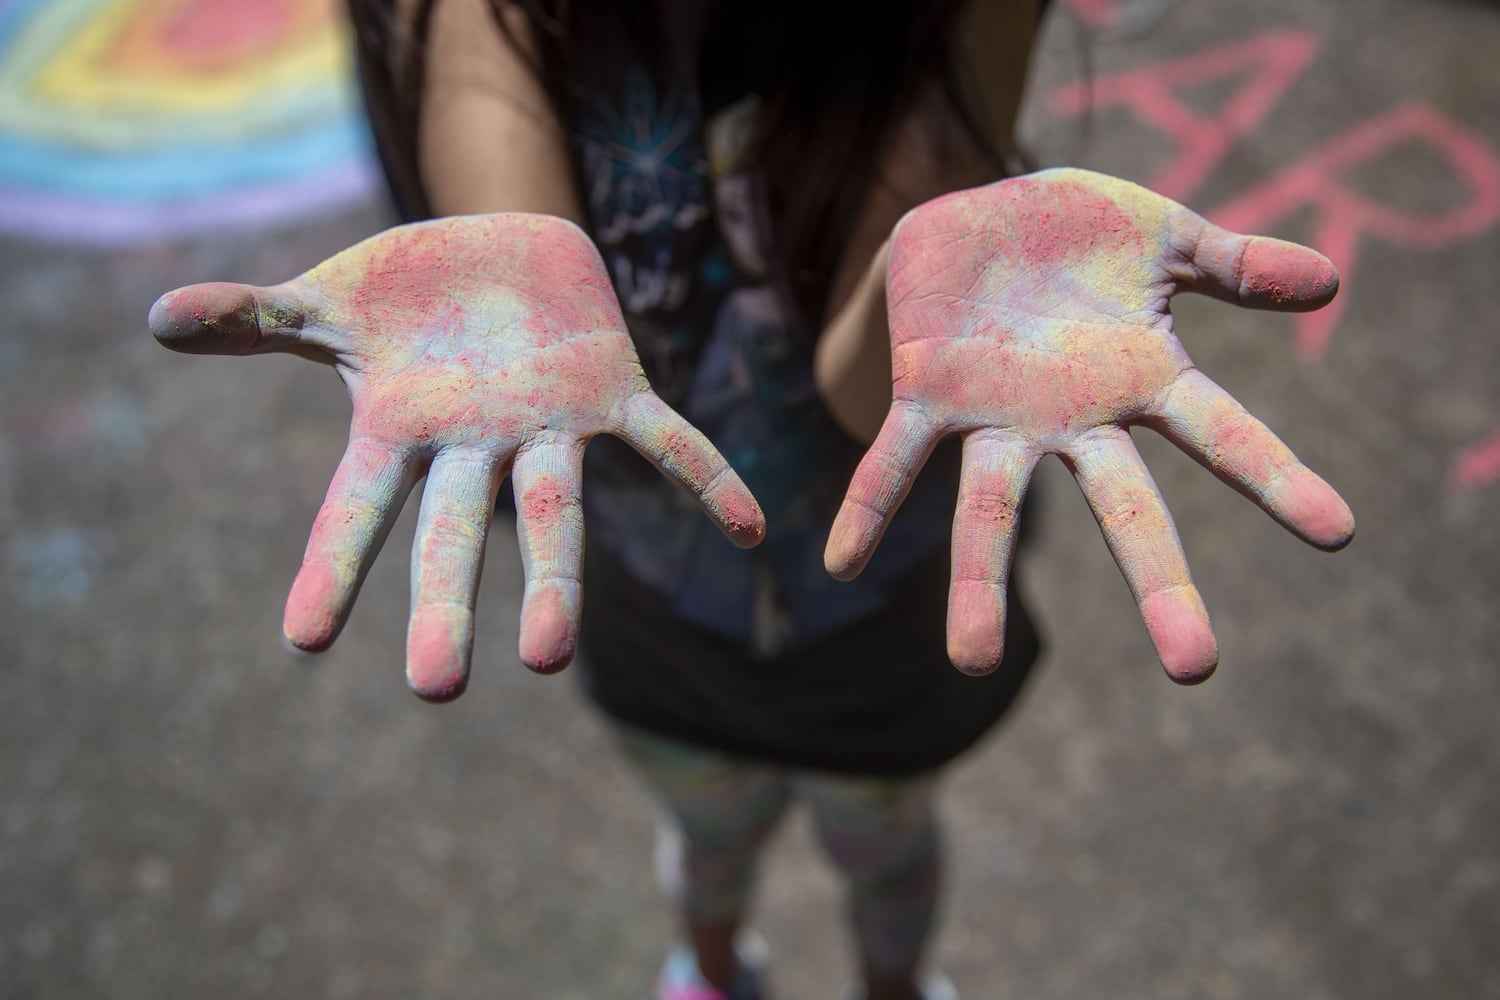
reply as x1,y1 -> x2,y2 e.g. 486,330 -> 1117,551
151,214 -> 763,700
827,168 -> 1353,681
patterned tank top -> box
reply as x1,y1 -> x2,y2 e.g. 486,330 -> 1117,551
561,25 -> 958,655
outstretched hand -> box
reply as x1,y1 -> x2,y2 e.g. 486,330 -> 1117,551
827,168 -> 1353,682
151,214 -> 763,700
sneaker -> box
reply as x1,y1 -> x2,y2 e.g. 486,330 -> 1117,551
840,970 -> 957,1000
656,933 -> 768,1000
919,972 -> 958,1000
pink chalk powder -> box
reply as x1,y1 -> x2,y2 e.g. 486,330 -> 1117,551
830,168 -> 1354,680
150,213 -> 764,698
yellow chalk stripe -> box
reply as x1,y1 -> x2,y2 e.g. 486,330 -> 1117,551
0,0 -> 354,145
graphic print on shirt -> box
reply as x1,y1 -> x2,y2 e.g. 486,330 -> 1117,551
576,69 -> 707,305
572,73 -> 956,651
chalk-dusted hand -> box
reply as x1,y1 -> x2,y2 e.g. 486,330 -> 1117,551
827,168 -> 1353,682
151,215 -> 763,700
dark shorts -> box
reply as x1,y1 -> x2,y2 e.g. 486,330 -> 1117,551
576,542 -> 1042,778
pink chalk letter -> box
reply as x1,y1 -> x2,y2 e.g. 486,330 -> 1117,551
1451,428 -> 1500,493
1057,0 -> 1122,29
1048,29 -> 1319,201
1213,103 -> 1500,359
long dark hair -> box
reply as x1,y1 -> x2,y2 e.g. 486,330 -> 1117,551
348,0 -> 1016,324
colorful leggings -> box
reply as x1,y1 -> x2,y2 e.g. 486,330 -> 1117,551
613,724 -> 942,976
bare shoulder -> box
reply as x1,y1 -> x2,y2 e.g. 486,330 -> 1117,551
889,0 -> 1040,200
827,0 -> 1040,315
409,0 -> 584,221
955,0 -> 1041,158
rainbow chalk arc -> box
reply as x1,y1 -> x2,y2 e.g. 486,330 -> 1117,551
0,0 -> 377,244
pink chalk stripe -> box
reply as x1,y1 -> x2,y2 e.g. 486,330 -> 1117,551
1451,428 -> 1500,493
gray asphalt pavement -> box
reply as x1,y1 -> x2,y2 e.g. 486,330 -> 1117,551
3,1 -> 1498,997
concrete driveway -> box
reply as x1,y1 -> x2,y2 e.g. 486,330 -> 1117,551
3,0 -> 1498,996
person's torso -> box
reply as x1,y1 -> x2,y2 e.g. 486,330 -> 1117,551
555,9 -> 957,655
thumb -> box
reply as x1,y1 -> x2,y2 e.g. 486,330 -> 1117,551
148,281 -> 320,356
1177,217 -> 1340,313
